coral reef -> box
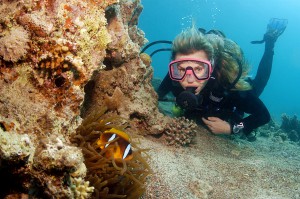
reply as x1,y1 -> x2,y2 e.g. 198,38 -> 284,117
1,0 -> 165,197
163,117 -> 199,146
80,4 -> 169,130
280,113 -> 300,142
71,107 -> 151,198
256,114 -> 300,144
33,135 -> 83,172
0,26 -> 30,62
0,129 -> 33,164
0,128 -> 89,198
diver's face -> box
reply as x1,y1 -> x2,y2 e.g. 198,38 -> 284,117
175,50 -> 210,95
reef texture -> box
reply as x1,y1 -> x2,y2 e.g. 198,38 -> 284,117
163,117 -> 199,146
0,0 -> 168,198
255,114 -> 300,145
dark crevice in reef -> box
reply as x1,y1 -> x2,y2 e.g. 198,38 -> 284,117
0,166 -> 25,198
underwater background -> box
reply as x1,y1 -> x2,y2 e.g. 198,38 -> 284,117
138,0 -> 300,123
1,0 -> 300,197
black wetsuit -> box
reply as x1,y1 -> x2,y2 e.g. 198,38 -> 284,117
157,41 -> 274,135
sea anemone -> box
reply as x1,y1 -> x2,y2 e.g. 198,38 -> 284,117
71,106 -> 151,198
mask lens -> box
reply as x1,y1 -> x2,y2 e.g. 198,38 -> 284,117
169,62 -> 186,80
169,59 -> 211,81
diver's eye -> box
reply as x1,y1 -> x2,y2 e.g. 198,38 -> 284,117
177,66 -> 186,74
193,66 -> 204,73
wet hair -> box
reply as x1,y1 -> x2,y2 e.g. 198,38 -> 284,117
171,26 -> 214,62
212,38 -> 252,90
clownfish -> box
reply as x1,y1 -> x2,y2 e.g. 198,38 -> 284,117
97,128 -> 133,161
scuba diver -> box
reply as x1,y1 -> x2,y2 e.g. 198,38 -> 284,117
141,18 -> 287,136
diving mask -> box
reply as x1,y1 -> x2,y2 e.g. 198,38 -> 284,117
169,58 -> 212,81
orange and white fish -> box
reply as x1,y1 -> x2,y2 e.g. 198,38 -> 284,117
97,128 -> 133,161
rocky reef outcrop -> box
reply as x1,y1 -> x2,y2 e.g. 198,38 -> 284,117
255,113 -> 300,145
0,0 -> 169,197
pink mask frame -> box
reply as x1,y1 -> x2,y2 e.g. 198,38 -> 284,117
168,58 -> 213,81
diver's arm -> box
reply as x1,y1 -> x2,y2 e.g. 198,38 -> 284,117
202,117 -> 231,134
156,73 -> 173,100
232,91 -> 270,135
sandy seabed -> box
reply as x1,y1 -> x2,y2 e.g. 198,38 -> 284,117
140,128 -> 300,199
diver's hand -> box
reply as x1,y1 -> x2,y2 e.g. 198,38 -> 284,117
202,117 -> 231,135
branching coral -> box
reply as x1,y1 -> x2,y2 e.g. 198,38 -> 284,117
0,26 -> 30,62
71,106 -> 151,199
163,117 -> 199,146
71,177 -> 94,199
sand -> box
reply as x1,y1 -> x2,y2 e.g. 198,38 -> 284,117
140,128 -> 300,199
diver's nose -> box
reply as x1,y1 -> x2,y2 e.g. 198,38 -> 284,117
185,70 -> 195,83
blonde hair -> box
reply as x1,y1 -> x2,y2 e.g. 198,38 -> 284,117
212,38 -> 252,90
171,26 -> 214,61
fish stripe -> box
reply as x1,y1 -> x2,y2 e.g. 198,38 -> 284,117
105,133 -> 116,148
123,144 -> 131,159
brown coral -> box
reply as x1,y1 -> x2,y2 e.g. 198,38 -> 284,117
104,87 -> 125,110
163,117 -> 199,146
0,129 -> 85,198
140,52 -> 152,67
33,135 -> 84,172
0,26 -> 30,62
17,12 -> 54,37
35,44 -> 85,86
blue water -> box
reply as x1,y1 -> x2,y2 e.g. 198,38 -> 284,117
138,0 -> 300,122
